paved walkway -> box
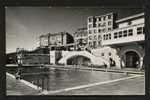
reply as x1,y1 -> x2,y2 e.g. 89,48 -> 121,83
45,75 -> 145,95
45,65 -> 144,75
6,74 -> 40,95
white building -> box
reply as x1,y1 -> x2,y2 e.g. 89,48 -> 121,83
101,12 -> 145,69
55,12 -> 145,70
87,13 -> 117,48
102,13 -> 144,46
74,28 -> 88,51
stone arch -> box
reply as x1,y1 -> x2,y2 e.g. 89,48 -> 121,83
119,45 -> 144,69
67,55 -> 91,65
59,51 -> 109,66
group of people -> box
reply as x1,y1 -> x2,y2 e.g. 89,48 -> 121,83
109,57 -> 116,67
103,57 -> 116,69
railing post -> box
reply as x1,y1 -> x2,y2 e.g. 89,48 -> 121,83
37,78 -> 40,90
42,77 -> 44,91
47,76 -> 50,91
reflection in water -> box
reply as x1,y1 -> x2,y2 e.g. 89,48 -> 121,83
7,67 -> 131,91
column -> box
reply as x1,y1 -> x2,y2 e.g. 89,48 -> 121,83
37,78 -> 40,90
47,76 -> 50,91
139,57 -> 143,70
121,55 -> 125,68
117,57 -> 121,69
42,77 -> 44,91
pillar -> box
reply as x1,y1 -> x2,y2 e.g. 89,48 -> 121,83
116,57 -> 121,69
47,76 -> 50,91
42,77 -> 44,91
37,78 -> 40,90
139,57 -> 143,70
121,55 -> 126,68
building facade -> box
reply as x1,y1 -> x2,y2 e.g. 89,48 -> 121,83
87,13 -> 117,49
39,32 -> 74,51
56,12 -> 145,69
74,27 -> 88,51
6,47 -> 50,65
102,13 -> 145,69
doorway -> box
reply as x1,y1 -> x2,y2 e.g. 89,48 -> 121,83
125,51 -> 140,68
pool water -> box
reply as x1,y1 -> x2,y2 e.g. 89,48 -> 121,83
19,68 -> 132,91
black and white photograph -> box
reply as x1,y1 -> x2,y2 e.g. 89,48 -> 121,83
6,7 -> 145,95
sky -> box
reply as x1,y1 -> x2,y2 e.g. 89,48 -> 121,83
6,7 -> 144,53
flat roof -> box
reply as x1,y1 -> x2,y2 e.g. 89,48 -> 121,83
40,32 -> 71,38
87,12 -> 114,19
77,27 -> 87,30
116,12 -> 144,23
50,43 -> 75,47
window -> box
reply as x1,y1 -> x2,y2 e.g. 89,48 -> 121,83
89,42 -> 92,46
137,27 -> 143,34
108,21 -> 112,25
109,52 -> 111,56
93,17 -> 97,22
103,16 -> 106,20
119,31 -> 122,38
93,41 -> 96,48
108,28 -> 112,31
89,24 -> 92,28
89,30 -> 92,34
128,29 -> 133,36
93,22 -> 96,27
103,35 -> 106,40
99,17 -> 101,21
108,15 -> 112,19
98,35 -> 101,40
94,29 -> 97,33
98,41 -> 101,46
89,18 -> 92,22
109,34 -> 111,39
106,34 -> 109,40
102,28 -> 106,32
114,32 -> 118,39
98,29 -> 101,33
98,23 -> 101,27
103,22 -> 106,27
123,30 -> 127,37
128,21 -> 132,25
101,53 -> 104,56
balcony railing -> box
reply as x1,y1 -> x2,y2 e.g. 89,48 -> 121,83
102,23 -> 145,46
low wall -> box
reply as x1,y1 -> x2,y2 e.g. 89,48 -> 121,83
91,47 -> 121,69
